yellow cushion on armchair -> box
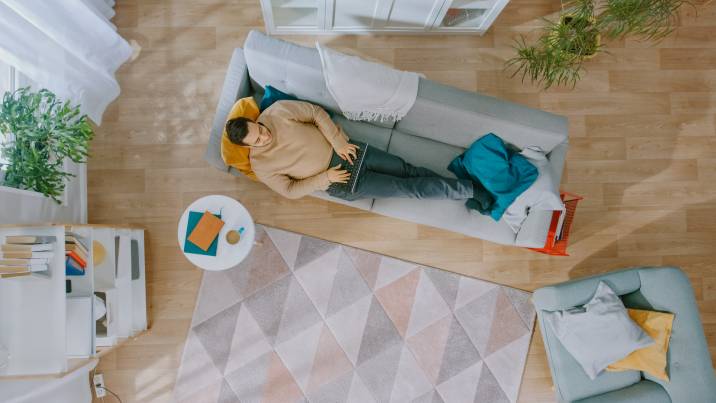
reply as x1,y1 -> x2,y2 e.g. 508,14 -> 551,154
607,308 -> 674,381
220,97 -> 260,180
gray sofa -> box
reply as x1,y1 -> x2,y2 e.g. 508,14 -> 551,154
205,30 -> 569,247
533,267 -> 716,403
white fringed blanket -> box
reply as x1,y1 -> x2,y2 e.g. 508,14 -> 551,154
316,43 -> 420,122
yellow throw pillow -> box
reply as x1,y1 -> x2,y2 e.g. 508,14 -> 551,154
606,308 -> 674,381
221,97 -> 260,180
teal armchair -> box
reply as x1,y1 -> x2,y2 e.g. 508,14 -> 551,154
533,267 -> 716,403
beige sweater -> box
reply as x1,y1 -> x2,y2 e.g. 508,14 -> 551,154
251,100 -> 349,199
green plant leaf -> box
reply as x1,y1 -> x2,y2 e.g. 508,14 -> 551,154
0,87 -> 94,203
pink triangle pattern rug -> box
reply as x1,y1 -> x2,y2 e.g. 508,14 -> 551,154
174,225 -> 536,403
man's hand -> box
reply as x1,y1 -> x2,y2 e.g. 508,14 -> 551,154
336,143 -> 359,165
327,164 -> 351,184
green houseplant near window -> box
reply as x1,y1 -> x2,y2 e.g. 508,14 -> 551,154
0,87 -> 94,203
506,0 -> 689,89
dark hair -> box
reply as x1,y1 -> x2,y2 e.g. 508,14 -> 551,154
225,117 -> 252,145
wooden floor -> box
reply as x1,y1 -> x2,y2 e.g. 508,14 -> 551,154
90,0 -> 716,401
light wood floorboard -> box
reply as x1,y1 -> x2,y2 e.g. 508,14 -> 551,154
91,0 -> 716,401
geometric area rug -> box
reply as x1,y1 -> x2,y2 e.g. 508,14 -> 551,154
174,225 -> 536,403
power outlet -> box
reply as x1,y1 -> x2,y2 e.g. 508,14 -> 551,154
93,373 -> 106,398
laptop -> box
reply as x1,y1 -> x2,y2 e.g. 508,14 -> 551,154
328,140 -> 368,194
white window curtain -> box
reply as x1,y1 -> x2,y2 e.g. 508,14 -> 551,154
0,0 -> 131,124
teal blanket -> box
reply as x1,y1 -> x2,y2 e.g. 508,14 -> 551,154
448,133 -> 538,221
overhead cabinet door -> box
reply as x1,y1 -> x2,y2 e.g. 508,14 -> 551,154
374,0 -> 446,30
330,0 -> 381,30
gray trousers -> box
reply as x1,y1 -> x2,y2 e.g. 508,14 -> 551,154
327,146 -> 474,201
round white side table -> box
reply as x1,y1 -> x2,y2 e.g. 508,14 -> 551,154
177,195 -> 255,271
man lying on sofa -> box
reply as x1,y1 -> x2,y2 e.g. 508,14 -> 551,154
225,100 -> 491,210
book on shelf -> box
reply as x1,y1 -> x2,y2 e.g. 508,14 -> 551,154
66,256 -> 85,276
0,271 -> 31,279
65,241 -> 88,257
0,236 -> 52,274
0,263 -> 48,272
0,251 -> 54,259
1,243 -> 54,252
0,257 -> 51,266
65,233 -> 89,250
131,239 -> 140,280
66,250 -> 87,268
5,235 -> 57,244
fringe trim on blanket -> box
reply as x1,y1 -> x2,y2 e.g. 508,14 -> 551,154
342,110 -> 408,122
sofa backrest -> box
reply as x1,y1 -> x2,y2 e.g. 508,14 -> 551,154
398,79 -> 569,152
243,30 -> 395,129
243,30 -> 568,154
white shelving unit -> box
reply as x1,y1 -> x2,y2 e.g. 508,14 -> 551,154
260,0 -> 510,35
0,224 -> 148,379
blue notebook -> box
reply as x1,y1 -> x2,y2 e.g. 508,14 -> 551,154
183,211 -> 221,256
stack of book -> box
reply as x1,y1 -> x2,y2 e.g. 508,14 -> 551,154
66,233 -> 89,276
0,235 -> 55,278
184,211 -> 225,256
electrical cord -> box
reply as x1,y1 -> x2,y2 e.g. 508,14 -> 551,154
100,385 -> 122,403
91,369 -> 122,403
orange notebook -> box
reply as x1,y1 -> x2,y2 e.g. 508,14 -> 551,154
187,211 -> 225,252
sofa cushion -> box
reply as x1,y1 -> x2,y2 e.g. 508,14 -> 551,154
574,380 -> 670,403
542,282 -> 654,380
260,85 -> 298,111
311,191 -> 374,210
396,79 -> 568,152
220,97 -> 260,180
332,114 -> 392,151
607,309 -> 674,381
387,129 -> 462,177
243,30 -> 396,129
370,130 -> 517,245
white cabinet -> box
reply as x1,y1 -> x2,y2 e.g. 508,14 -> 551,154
431,0 -> 510,33
373,0 -> 446,30
0,224 -> 148,379
260,0 -> 509,35
263,0 -> 327,32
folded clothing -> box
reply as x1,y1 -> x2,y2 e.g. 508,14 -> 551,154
448,133 -> 538,220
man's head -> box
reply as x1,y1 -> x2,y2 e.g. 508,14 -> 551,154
225,117 -> 272,147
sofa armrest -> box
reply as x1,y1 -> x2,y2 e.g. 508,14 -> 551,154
574,380 -> 670,403
533,268 -> 643,312
548,141 -> 569,187
205,48 -> 251,172
514,209 -> 552,248
514,139 -> 568,248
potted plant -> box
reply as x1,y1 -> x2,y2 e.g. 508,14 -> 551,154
0,87 -> 94,203
507,0 -> 689,89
